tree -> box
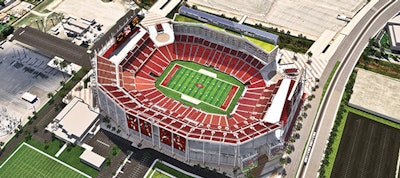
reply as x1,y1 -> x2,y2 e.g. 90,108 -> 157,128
59,61 -> 68,72
307,51 -> 313,64
280,157 -> 288,165
289,135 -> 296,143
47,92 -> 54,99
295,123 -> 302,131
53,59 -> 59,66
298,116 -> 303,121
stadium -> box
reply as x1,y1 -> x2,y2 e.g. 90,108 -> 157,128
92,8 -> 304,173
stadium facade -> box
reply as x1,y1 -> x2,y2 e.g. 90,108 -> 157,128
92,9 -> 304,174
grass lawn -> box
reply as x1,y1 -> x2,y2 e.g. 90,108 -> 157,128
174,14 -> 203,24
321,61 -> 340,103
33,0 -> 54,13
58,145 -> 99,178
380,32 -> 391,50
147,161 -> 193,178
347,107 -> 400,129
244,35 -> 276,52
0,143 -> 89,178
155,61 -> 244,115
151,170 -> 170,178
13,13 -> 42,29
323,106 -> 349,178
357,55 -> 400,80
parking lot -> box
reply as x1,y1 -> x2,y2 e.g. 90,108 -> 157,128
188,0 -> 367,40
0,41 -> 67,143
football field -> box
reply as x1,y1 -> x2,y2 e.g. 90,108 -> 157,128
156,61 -> 244,115
165,66 -> 234,107
0,143 -> 89,178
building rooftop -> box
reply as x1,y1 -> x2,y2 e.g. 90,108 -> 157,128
48,97 -> 99,143
179,6 -> 278,45
80,150 -> 105,169
349,69 -> 400,123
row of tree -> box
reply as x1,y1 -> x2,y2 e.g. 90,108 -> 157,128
318,70 -> 357,177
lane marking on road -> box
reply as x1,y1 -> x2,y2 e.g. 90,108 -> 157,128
96,139 -> 110,147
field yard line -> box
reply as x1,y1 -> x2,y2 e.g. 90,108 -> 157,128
0,143 -> 25,169
154,168 -> 176,178
158,62 -> 244,112
144,159 -> 159,178
158,85 -> 224,111
22,143 -> 91,178
179,63 -> 239,87
396,146 -> 400,178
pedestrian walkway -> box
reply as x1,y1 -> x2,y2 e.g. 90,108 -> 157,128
279,49 -> 329,94
64,70 -> 94,106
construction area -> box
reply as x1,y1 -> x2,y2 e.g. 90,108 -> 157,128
187,0 -> 367,40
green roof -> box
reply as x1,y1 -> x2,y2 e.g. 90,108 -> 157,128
174,14 -> 276,52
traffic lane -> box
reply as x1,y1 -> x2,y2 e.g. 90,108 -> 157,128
332,0 -> 389,63
301,0 -> 399,177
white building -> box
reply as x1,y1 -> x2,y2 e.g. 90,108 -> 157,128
387,14 -> 400,51
46,97 -> 99,144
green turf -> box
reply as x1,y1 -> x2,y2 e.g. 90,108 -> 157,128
166,66 -> 232,107
151,170 -> 170,178
147,160 -> 193,178
321,61 -> 340,104
156,61 -> 245,115
0,143 -> 88,178
174,14 -> 203,24
244,35 -> 276,52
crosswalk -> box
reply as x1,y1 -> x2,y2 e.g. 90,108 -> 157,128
278,49 -> 329,94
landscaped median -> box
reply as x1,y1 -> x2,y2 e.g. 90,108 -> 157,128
320,61 -> 340,104
318,70 -> 357,178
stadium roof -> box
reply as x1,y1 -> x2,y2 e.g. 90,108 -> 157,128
179,6 -> 278,45
264,79 -> 291,124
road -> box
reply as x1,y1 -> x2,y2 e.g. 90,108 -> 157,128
297,0 -> 400,177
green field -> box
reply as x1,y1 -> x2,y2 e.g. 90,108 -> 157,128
0,143 -> 88,178
151,170 -> 170,178
156,61 -> 244,115
244,35 -> 276,52
166,66 -> 233,107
